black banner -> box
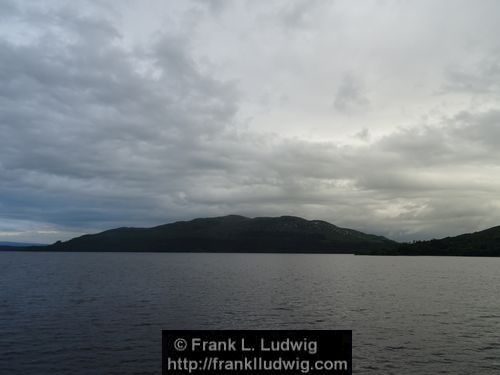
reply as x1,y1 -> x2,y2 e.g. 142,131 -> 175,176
163,330 -> 351,375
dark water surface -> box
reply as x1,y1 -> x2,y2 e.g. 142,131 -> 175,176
1,252 -> 500,374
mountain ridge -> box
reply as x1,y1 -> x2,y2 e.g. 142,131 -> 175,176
0,241 -> 47,247
4,216 -> 500,256
1,215 -> 396,253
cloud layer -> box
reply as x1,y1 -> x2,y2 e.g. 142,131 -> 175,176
1,0 -> 500,242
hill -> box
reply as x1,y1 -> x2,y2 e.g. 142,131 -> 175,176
357,225 -> 500,256
0,241 -> 47,247
30,215 -> 396,253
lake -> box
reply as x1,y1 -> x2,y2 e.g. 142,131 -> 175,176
1,252 -> 500,374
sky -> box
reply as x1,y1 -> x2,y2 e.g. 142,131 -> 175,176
1,0 -> 500,243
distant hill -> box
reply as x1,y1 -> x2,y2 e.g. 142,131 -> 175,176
0,241 -> 47,247
357,226 -> 500,256
4,218 -> 500,256
12,215 -> 397,253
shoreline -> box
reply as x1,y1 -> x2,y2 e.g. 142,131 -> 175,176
2,247 -> 500,257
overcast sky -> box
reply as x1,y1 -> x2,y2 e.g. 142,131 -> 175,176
2,0 -> 500,243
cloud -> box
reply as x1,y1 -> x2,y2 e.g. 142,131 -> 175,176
443,52 -> 500,95
0,3 -> 239,232
333,74 -> 369,114
2,1 -> 500,243
354,128 -> 370,141
193,0 -> 229,14
278,0 -> 326,30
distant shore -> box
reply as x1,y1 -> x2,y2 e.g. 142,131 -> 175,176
3,215 -> 500,257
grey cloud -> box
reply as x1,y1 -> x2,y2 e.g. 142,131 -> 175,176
354,128 -> 370,141
0,4 -> 239,233
2,1 -> 500,243
0,0 -> 17,17
193,0 -> 229,14
450,110 -> 500,149
442,47 -> 500,96
333,74 -> 369,113
279,0 -> 325,29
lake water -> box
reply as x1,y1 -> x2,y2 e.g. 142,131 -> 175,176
1,252 -> 500,374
